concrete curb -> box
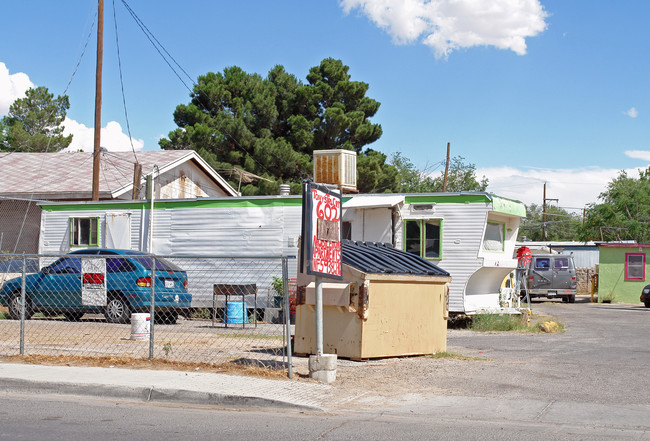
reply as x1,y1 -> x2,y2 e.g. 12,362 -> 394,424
0,378 -> 322,411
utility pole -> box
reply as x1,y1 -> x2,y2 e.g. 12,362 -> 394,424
91,0 -> 104,201
442,142 -> 450,192
542,182 -> 558,240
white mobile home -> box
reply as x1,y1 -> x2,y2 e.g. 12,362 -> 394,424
37,192 -> 525,314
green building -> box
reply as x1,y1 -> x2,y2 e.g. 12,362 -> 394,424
598,243 -> 648,303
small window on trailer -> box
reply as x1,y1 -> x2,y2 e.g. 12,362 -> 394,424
69,217 -> 100,247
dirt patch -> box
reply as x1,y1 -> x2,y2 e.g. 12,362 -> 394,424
1,354 -> 289,380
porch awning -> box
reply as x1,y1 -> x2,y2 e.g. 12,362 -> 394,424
343,195 -> 405,209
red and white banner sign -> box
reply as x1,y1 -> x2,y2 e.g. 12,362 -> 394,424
301,182 -> 343,279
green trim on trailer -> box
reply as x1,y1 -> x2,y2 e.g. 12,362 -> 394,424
491,195 -> 526,217
40,197 -> 303,212
404,194 -> 492,205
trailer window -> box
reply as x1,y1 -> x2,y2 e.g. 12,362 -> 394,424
69,217 -> 100,247
625,253 -> 645,281
482,221 -> 505,252
404,219 -> 441,260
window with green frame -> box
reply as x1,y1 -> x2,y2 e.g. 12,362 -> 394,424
482,220 -> 505,252
69,217 -> 100,247
404,219 -> 441,259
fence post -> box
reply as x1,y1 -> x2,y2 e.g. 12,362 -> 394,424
282,257 -> 293,379
19,254 -> 26,355
149,256 -> 156,360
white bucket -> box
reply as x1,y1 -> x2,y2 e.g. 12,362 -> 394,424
130,313 -> 150,341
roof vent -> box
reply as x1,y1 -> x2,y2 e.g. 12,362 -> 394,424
313,149 -> 357,192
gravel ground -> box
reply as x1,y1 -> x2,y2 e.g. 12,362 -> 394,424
300,297 -> 650,409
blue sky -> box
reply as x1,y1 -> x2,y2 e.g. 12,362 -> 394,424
1,0 -> 649,213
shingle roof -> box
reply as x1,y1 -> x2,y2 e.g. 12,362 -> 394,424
341,240 -> 450,277
0,150 -> 237,199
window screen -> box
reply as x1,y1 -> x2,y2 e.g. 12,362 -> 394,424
626,253 -> 645,280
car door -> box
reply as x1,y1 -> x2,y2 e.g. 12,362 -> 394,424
529,257 -> 552,290
551,256 -> 573,290
31,257 -> 82,310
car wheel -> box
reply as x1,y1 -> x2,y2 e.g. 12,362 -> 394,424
104,295 -> 131,324
8,292 -> 33,320
568,295 -> 576,303
63,311 -> 84,321
644,301 -> 650,308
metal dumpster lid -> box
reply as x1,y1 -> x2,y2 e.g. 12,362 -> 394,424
341,240 -> 450,277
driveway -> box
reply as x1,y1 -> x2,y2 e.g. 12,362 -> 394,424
324,297 -> 650,417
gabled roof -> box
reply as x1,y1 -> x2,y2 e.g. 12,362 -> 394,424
341,240 -> 450,277
0,150 -> 239,199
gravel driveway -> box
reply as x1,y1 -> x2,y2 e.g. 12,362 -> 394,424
315,296 -> 650,410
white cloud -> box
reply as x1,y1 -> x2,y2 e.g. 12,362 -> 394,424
2,62 -> 144,152
624,107 -> 638,118
63,119 -> 144,152
624,150 -> 650,161
0,62 -> 33,115
340,0 -> 548,58
477,165 -> 628,213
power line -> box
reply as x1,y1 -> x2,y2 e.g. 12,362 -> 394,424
112,0 -> 138,164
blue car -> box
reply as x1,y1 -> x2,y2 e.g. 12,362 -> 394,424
0,249 -> 191,324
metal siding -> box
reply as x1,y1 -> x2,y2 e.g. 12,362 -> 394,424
398,203 -> 490,313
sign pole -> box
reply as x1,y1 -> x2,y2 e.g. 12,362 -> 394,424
315,275 -> 323,356
300,181 -> 341,382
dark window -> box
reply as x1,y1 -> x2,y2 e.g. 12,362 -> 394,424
405,219 -> 441,259
70,217 -> 99,247
342,222 -> 352,240
535,258 -> 550,270
554,257 -> 569,270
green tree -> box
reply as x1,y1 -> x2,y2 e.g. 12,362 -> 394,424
390,153 -> 488,193
0,86 -> 72,152
578,169 -> 650,243
160,59 -> 394,195
518,203 -> 581,241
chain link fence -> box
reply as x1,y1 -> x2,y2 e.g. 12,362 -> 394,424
0,253 -> 295,375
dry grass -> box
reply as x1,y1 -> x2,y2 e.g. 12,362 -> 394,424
1,354 -> 289,380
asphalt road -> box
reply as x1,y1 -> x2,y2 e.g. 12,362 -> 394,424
1,296 -> 649,440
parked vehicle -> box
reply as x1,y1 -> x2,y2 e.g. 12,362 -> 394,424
640,286 -> 650,308
0,249 -> 191,324
521,254 -> 577,303
0,258 -> 39,290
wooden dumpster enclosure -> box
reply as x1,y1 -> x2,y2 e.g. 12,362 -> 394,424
294,241 -> 451,359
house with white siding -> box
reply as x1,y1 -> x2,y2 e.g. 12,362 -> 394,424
0,150 -> 238,254
36,191 -> 525,314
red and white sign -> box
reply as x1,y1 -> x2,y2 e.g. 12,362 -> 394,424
301,182 -> 343,279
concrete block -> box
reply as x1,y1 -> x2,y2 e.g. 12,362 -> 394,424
310,369 -> 336,384
309,354 -> 337,371
309,354 -> 337,384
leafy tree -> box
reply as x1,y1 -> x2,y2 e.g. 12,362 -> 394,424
356,149 -> 398,193
578,169 -> 650,243
518,203 -> 581,241
160,59 -> 394,195
0,86 -> 72,152
390,153 -> 488,193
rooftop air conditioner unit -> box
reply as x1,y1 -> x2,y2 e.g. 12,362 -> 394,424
313,149 -> 357,192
